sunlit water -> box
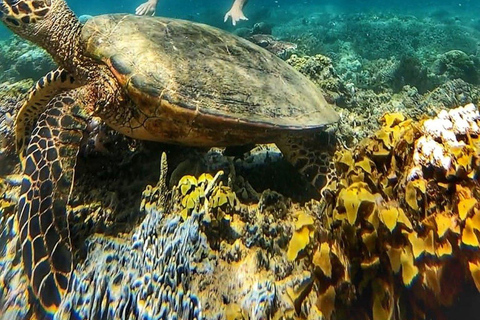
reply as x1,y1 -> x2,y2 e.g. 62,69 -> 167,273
1,0 -> 480,39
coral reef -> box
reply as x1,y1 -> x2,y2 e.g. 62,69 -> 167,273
248,34 -> 297,59
59,156 -> 203,319
274,10 -> 480,124
0,155 -> 203,319
433,50 -> 480,85
315,104 -> 480,319
0,37 -> 54,83
0,80 -> 31,175
1,9 -> 479,152
1,97 -> 479,319
0,151 -> 318,319
286,53 -> 480,147
287,54 -> 347,105
275,12 -> 480,64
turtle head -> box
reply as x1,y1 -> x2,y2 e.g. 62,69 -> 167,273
1,0 -> 85,76
0,0 -> 54,39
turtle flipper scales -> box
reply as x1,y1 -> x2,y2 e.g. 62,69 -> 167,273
277,130 -> 338,192
17,89 -> 88,314
15,68 -> 78,166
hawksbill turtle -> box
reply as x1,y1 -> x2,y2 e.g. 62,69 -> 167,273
0,0 -> 339,315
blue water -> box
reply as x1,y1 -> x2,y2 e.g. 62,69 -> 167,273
1,0 -> 480,83
1,0 -> 480,38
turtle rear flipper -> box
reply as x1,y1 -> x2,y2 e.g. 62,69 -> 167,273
276,130 -> 338,192
15,68 -> 78,165
17,89 -> 89,314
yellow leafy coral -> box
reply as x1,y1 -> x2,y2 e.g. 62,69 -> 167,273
175,171 -> 237,221
336,182 -> 377,225
287,211 -> 315,261
316,104 -> 480,320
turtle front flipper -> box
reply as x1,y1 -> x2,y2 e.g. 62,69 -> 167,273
276,130 -> 338,192
17,89 -> 89,314
15,68 -> 78,166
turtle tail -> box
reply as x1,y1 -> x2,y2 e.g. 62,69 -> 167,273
17,90 -> 88,314
276,129 -> 338,193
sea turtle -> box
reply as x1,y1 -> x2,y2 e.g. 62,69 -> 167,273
0,0 -> 339,315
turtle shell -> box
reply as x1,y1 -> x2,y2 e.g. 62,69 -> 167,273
81,14 -> 339,145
